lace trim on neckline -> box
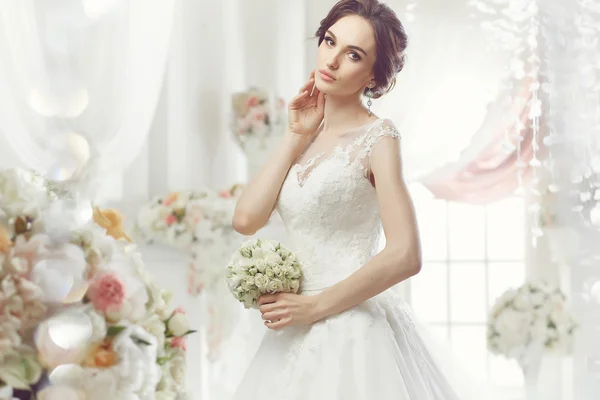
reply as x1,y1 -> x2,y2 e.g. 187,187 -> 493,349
293,119 -> 387,186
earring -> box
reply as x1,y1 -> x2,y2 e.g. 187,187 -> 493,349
366,85 -> 374,116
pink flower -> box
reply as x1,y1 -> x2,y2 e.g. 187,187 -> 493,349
163,192 -> 179,207
165,214 -> 177,226
247,96 -> 259,107
87,273 -> 125,313
170,336 -> 187,351
219,190 -> 232,199
173,306 -> 185,315
254,111 -> 266,121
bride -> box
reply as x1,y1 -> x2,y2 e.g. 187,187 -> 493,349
230,0 -> 480,398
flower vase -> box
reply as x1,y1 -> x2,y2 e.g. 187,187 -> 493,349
519,355 -> 542,400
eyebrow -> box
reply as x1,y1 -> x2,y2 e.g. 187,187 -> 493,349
326,30 -> 368,56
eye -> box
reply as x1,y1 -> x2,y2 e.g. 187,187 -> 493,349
348,52 -> 361,62
324,36 -> 335,46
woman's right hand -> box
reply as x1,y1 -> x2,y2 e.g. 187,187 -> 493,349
288,70 -> 325,136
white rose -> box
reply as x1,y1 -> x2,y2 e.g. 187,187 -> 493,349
226,275 -> 242,291
242,293 -> 258,308
265,252 -> 282,265
255,259 -> 268,273
168,313 -> 190,337
265,267 -> 275,278
254,274 -> 269,291
244,276 -> 255,287
288,267 -> 302,279
266,279 -> 282,293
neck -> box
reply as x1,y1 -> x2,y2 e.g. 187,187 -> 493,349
322,93 -> 372,134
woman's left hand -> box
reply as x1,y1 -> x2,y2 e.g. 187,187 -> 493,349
258,293 -> 322,330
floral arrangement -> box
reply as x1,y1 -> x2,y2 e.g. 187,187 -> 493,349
135,184 -> 244,251
135,184 -> 251,362
487,280 -> 576,367
225,239 -> 302,309
230,87 -> 286,151
0,168 -> 194,399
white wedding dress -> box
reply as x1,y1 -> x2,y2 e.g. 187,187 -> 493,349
232,118 -> 487,400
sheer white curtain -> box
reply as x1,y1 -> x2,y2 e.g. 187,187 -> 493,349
0,0 -> 174,197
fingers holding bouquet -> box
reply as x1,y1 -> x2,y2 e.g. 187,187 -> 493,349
258,292 -> 320,330
225,239 -> 319,330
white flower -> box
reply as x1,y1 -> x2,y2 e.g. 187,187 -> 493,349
265,252 -> 282,265
52,325 -> 161,400
225,239 -> 303,309
530,290 -> 547,307
98,247 -> 149,323
168,313 -> 190,337
141,314 -> 167,357
82,306 -> 107,343
0,348 -> 42,390
266,279 -> 282,293
253,274 -> 269,291
512,292 -> 530,310
255,259 -> 267,273
264,267 -> 275,278
168,350 -> 186,388
487,280 -> 576,361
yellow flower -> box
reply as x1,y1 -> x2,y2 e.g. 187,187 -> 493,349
93,206 -> 131,242
83,340 -> 119,368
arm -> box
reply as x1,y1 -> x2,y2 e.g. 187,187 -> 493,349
233,71 -> 325,236
258,135 -> 422,329
232,132 -> 311,236
312,135 -> 422,320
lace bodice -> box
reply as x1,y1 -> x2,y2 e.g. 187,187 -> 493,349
277,118 -> 401,291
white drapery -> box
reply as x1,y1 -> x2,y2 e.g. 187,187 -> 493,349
0,0 -> 174,192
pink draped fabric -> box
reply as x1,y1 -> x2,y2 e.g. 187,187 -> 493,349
418,91 -> 536,205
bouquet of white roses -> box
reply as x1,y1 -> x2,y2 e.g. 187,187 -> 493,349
0,168 -> 195,400
225,239 -> 303,309
487,280 -> 576,366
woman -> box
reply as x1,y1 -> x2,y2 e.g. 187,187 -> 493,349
232,1 -> 467,398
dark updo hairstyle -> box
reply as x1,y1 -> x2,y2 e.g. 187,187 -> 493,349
315,0 -> 408,99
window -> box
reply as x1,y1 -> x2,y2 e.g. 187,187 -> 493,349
401,183 -> 527,392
